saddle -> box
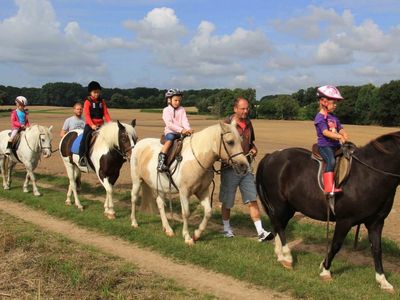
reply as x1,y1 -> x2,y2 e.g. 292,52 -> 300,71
160,135 -> 184,167
7,131 -> 23,151
311,142 -> 356,191
61,131 -> 99,168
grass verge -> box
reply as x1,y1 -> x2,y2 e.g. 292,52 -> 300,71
1,172 -> 400,299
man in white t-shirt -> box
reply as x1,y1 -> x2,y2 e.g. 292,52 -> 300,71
60,102 -> 85,137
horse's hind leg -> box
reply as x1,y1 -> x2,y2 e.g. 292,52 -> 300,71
365,220 -> 394,292
65,164 -> 83,210
5,160 -> 15,190
130,178 -> 141,228
193,188 -> 212,242
320,220 -> 352,280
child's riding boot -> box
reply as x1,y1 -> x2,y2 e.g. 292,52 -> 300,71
323,172 -> 342,194
5,141 -> 12,155
157,152 -> 168,172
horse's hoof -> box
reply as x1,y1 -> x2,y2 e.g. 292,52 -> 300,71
4,185 -> 10,190
382,287 -> 395,294
78,206 -> 84,212
131,222 -> 139,228
65,201 -> 71,206
280,260 -> 293,270
34,192 -> 41,197
23,189 -> 29,193
165,230 -> 174,237
104,212 -> 116,220
185,239 -> 194,246
320,274 -> 333,281
193,230 -> 201,242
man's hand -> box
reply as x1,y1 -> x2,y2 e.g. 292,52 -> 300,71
91,124 -> 97,130
249,148 -> 257,157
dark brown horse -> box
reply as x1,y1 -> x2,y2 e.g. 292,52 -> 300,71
256,132 -> 400,292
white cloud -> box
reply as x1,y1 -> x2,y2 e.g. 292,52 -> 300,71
0,0 -> 133,78
316,39 -> 353,64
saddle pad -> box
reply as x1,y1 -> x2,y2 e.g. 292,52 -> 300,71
71,134 -> 83,154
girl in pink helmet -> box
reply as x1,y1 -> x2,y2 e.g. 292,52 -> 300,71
5,96 -> 30,155
314,85 -> 349,195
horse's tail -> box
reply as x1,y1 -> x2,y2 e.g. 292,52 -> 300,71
256,153 -> 274,216
139,182 -> 159,214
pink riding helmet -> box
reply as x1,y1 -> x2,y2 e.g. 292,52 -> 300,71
317,85 -> 344,101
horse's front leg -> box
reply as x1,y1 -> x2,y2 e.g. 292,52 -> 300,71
365,220 -> 394,292
102,178 -> 115,219
0,156 -> 8,190
156,194 -> 174,237
24,165 -> 41,196
179,190 -> 193,245
320,220 -> 352,280
5,160 -> 15,190
193,188 -> 212,242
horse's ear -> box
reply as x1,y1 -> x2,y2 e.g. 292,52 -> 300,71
117,120 -> 125,130
131,119 -> 136,128
48,125 -> 53,132
219,121 -> 229,133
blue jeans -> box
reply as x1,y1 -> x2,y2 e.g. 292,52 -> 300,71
318,145 -> 340,172
165,133 -> 181,141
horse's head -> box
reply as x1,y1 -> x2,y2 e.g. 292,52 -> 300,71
26,125 -> 53,158
39,125 -> 53,158
117,119 -> 138,159
219,121 -> 249,175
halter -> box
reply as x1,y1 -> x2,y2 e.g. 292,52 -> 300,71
190,130 -> 245,175
24,128 -> 52,154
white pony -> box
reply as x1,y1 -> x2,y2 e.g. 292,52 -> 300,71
59,120 -> 137,218
130,122 -> 249,245
0,124 -> 53,196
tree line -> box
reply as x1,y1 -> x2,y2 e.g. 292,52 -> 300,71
1,80 -> 399,126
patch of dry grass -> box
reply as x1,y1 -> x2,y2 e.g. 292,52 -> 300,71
0,212 -> 212,299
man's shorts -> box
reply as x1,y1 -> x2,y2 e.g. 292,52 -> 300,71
219,167 -> 257,209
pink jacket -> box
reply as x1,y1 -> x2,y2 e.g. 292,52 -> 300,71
163,105 -> 191,135
11,109 -> 30,129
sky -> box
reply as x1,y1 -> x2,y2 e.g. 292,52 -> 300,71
0,0 -> 400,98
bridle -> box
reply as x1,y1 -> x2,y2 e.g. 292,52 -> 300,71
24,129 -> 53,155
114,130 -> 136,161
190,130 -> 245,174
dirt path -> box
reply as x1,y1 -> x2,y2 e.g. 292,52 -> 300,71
0,198 -> 291,300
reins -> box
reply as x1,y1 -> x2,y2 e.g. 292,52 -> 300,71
352,154 -> 400,178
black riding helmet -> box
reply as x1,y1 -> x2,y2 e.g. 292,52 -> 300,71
88,81 -> 102,93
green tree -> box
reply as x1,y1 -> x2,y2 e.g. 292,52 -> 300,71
376,80 -> 400,126
354,84 -> 379,125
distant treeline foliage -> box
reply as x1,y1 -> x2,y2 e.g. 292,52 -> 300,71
1,80 -> 399,126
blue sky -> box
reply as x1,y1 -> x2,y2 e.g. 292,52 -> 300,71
1,0 -> 399,98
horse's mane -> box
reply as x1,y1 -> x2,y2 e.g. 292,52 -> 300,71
98,122 -> 120,147
98,122 -> 136,148
366,131 -> 400,154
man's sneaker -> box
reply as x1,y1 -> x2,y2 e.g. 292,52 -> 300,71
223,230 -> 235,238
258,230 -> 274,242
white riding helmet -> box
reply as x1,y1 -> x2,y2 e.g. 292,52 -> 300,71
165,88 -> 183,99
15,96 -> 28,106
316,85 -> 344,101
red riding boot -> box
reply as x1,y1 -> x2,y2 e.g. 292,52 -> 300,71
323,172 -> 342,194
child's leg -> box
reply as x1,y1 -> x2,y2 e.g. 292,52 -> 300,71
9,129 -> 19,142
79,125 -> 93,159
161,141 -> 172,154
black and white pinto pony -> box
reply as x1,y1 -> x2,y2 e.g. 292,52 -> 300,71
256,132 -> 400,292
0,124 -> 53,196
59,120 -> 137,218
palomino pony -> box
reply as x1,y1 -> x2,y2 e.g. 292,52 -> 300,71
130,122 -> 249,245
0,124 -> 53,196
256,132 -> 400,292
59,120 -> 137,218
